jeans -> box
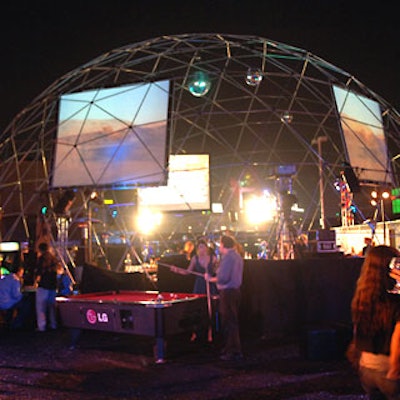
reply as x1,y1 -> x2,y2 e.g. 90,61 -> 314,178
359,366 -> 400,400
35,287 -> 57,331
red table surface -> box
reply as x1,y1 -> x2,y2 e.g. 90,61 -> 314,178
59,291 -> 205,304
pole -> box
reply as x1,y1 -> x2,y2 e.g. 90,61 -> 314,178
382,198 -> 387,245
312,136 -> 327,229
205,278 -> 213,342
86,202 -> 93,264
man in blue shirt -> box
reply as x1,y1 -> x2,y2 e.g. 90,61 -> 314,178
0,266 -> 24,310
0,266 -> 29,329
207,235 -> 244,361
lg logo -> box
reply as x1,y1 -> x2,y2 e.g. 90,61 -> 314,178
86,309 -> 109,324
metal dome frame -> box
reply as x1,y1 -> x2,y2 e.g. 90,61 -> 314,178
0,33 -> 399,255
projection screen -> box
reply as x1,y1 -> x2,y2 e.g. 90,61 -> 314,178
333,85 -> 393,185
137,154 -> 210,212
52,80 -> 170,188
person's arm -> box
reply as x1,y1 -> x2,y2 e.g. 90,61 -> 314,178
387,321 -> 400,380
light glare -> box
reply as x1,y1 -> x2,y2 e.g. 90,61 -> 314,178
136,209 -> 162,234
244,194 -> 276,225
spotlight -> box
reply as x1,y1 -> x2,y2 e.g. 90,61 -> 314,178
245,68 -> 263,86
90,191 -> 98,201
188,71 -> 211,97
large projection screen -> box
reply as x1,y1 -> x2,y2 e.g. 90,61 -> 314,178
333,85 -> 393,185
137,154 -> 210,212
51,80 -> 170,188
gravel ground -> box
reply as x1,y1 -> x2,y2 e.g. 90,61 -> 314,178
0,327 -> 367,400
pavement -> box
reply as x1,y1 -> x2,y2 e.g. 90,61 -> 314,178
0,327 -> 367,400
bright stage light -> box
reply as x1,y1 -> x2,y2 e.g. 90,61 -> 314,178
136,209 -> 162,235
244,192 -> 277,225
188,71 -> 211,97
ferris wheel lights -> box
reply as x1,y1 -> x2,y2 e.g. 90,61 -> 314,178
188,71 -> 211,97
245,68 -> 263,86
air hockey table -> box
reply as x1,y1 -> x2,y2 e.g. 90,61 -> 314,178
57,290 -> 208,363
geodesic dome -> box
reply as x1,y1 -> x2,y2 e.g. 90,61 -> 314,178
0,33 -> 399,247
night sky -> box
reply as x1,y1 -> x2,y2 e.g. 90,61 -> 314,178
1,1 -> 398,133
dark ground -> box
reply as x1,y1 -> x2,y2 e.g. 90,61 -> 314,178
0,327 -> 367,400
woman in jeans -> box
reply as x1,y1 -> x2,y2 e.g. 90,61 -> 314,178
34,243 -> 59,331
351,245 -> 400,399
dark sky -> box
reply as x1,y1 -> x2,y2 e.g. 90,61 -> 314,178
1,1 -> 398,133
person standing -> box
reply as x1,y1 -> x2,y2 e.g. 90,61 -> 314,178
188,239 -> 218,296
171,239 -> 218,342
34,243 -> 59,331
351,245 -> 400,399
362,237 -> 374,256
180,240 -> 195,261
207,235 -> 244,361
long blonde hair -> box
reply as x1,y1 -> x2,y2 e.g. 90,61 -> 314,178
351,245 -> 399,335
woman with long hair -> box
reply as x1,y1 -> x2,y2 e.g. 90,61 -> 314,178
34,243 -> 59,331
351,245 -> 400,399
171,239 -> 218,342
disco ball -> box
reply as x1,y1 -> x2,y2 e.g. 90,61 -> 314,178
188,71 -> 211,97
245,68 -> 263,86
281,111 -> 293,124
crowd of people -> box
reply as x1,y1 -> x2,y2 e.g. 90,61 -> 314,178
3,230 -> 400,398
0,242 -> 73,332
